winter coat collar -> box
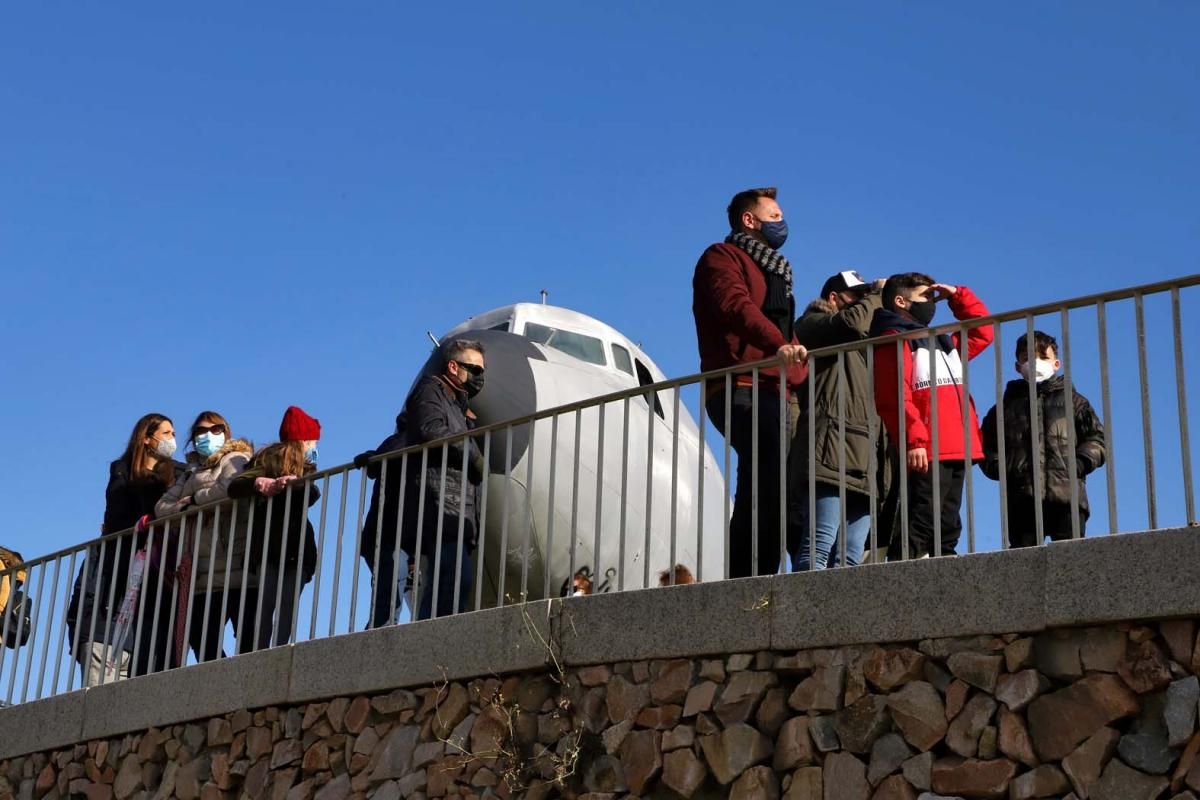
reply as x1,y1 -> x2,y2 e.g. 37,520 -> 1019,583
870,308 -> 955,353
1003,374 -> 1066,399
434,375 -> 478,420
805,297 -> 838,316
186,438 -> 254,470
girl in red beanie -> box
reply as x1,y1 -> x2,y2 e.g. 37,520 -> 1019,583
226,406 -> 320,653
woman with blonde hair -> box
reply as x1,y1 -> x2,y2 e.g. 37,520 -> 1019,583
156,410 -> 254,663
227,406 -> 320,653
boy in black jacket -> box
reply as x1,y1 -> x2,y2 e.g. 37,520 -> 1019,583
980,331 -> 1106,546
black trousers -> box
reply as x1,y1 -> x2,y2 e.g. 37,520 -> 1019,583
1007,500 -> 1087,548
891,460 -> 966,558
231,564 -> 304,653
706,387 -> 790,578
187,591 -> 234,663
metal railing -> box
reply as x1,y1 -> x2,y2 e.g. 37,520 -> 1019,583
0,273 -> 1195,709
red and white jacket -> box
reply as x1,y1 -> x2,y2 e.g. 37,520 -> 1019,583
872,288 -> 994,463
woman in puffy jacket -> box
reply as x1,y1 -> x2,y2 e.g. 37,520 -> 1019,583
227,406 -> 320,653
67,413 -> 184,685
156,411 -> 253,663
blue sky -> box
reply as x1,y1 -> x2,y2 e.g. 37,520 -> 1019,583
1,2 -> 1197,561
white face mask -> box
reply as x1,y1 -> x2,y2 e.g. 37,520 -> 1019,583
1018,359 -> 1057,384
155,437 -> 178,458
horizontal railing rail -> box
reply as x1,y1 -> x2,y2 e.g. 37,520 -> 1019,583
0,273 -> 1195,710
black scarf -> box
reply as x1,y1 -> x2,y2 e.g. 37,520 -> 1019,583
725,231 -> 794,341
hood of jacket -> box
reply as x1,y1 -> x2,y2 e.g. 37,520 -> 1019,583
869,307 -> 924,337
804,297 -> 838,317
870,307 -> 957,353
186,438 -> 254,470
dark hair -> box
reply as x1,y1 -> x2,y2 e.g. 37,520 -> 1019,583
188,410 -> 234,453
726,187 -> 777,232
882,272 -> 935,311
1015,331 -> 1058,362
120,412 -> 176,485
443,338 -> 485,363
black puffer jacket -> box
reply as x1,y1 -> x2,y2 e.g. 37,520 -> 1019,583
980,376 -> 1106,513
390,375 -> 484,552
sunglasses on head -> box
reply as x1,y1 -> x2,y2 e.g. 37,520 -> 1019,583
455,361 -> 485,376
194,424 -> 227,436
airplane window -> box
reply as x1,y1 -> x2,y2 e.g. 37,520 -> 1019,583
523,322 -> 607,366
488,322 -> 510,332
611,344 -> 634,376
634,359 -> 665,419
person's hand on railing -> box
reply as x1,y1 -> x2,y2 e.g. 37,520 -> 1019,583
353,450 -> 376,469
907,447 -> 930,474
254,476 -> 296,497
777,344 -> 808,365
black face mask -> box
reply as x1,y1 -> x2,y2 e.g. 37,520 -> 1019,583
908,299 -> 937,326
465,371 -> 485,398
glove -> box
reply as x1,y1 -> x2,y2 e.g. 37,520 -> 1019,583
467,450 -> 486,485
353,450 -> 376,470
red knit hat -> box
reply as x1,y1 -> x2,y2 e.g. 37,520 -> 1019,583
279,406 -> 321,442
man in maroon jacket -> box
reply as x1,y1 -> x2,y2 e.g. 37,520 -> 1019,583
693,186 -> 808,579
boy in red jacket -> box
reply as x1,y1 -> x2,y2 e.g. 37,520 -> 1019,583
871,273 -> 993,557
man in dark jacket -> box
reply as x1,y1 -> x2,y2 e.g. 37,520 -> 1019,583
359,339 -> 486,623
693,187 -> 808,579
980,331 -> 1106,546
791,270 -> 886,569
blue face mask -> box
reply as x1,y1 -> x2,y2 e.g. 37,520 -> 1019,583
304,445 -> 319,465
194,432 -> 225,458
759,219 -> 789,250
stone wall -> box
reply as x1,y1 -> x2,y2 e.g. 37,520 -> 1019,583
5,617 -> 1200,800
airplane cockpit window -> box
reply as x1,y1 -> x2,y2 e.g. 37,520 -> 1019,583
488,322 -> 510,332
610,344 -> 634,376
634,359 -> 665,419
523,322 -> 607,366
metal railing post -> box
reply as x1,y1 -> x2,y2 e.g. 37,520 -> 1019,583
1172,288 -> 1196,524
1134,293 -> 1157,528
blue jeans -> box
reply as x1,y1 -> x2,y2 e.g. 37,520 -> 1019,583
368,547 -> 410,627
790,485 -> 872,570
416,522 -> 474,621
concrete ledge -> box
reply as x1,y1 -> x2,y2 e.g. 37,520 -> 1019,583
559,576 -> 774,665
771,546 -> 1047,650
0,690 -> 85,760
4,527 -> 1200,760
1045,528 -> 1200,627
287,600 -> 555,705
80,646 -> 293,742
